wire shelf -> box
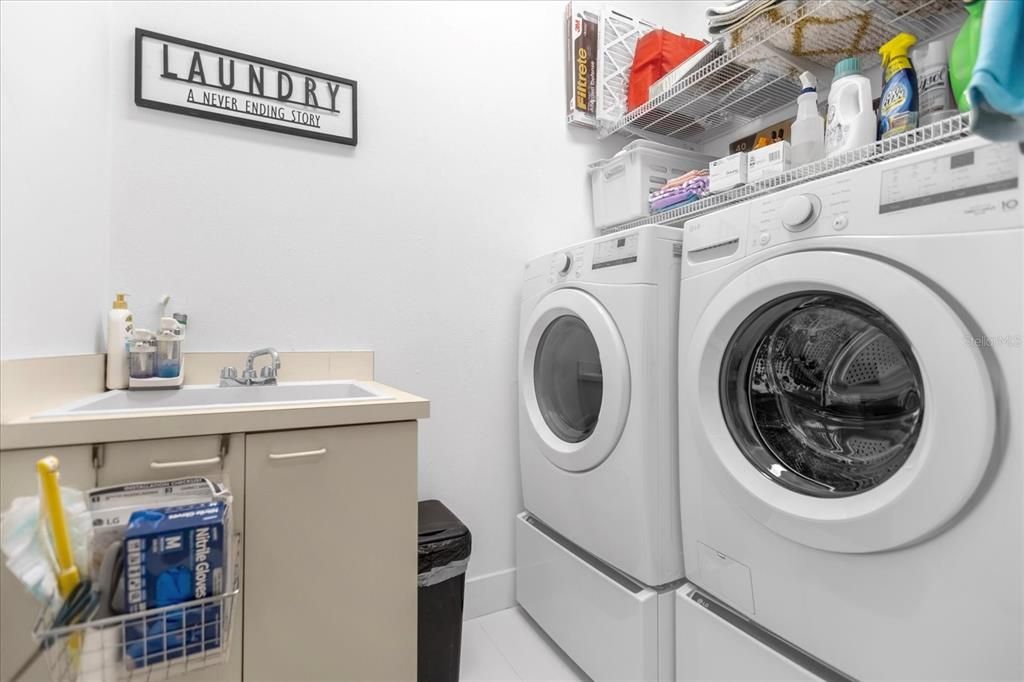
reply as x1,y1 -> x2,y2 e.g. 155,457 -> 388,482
600,0 -> 966,144
600,112 -> 972,235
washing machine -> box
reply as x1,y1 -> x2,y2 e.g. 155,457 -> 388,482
516,225 -> 684,681
676,137 -> 1023,680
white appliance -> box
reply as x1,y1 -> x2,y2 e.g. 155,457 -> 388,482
517,225 -> 684,681
676,137 -> 1023,680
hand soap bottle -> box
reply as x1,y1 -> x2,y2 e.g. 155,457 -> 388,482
106,293 -> 133,389
155,317 -> 183,379
791,71 -> 825,167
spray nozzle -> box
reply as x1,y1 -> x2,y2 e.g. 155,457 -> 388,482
799,70 -> 817,94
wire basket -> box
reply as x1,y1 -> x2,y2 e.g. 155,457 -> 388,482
33,589 -> 239,682
32,531 -> 241,682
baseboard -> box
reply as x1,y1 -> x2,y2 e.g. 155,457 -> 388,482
463,567 -> 517,620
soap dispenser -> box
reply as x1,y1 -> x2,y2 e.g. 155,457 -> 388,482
791,71 -> 825,167
155,317 -> 183,378
106,293 -> 133,389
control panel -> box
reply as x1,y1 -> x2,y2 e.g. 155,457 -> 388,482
592,233 -> 639,270
549,243 -> 586,282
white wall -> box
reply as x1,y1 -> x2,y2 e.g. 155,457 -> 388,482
0,0 -> 713,609
0,2 -> 113,358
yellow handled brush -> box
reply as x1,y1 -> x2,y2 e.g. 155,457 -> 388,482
36,456 -> 80,599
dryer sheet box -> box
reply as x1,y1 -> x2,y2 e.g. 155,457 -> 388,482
709,152 -> 748,193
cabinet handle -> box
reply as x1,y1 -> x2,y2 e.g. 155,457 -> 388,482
268,448 -> 327,461
150,456 -> 222,470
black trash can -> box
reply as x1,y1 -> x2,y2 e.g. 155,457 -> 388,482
418,499 -> 472,682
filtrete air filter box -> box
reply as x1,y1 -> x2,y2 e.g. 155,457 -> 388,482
566,2 -> 599,128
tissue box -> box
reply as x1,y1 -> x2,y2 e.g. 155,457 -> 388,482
709,152 -> 748,193
747,141 -> 792,183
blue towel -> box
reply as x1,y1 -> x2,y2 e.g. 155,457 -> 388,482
967,0 -> 1024,141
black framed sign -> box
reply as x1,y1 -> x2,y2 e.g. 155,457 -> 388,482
135,29 -> 357,145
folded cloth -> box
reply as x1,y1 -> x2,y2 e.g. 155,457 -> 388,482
661,168 -> 709,191
650,176 -> 710,212
652,190 -> 704,213
967,0 -> 1024,141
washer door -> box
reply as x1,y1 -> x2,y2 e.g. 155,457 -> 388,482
685,251 -> 995,553
522,288 -> 630,472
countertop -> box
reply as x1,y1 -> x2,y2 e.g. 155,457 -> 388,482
0,380 -> 429,450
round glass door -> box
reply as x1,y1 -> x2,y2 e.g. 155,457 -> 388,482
533,315 -> 603,443
520,287 -> 630,473
721,293 -> 924,497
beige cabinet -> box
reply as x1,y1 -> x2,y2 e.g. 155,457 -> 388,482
0,446 -> 94,682
0,420 -> 418,682
243,422 -> 418,682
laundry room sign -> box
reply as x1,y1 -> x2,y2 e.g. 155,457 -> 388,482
134,29 -> 357,145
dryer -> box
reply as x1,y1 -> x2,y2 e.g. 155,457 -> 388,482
675,137 -> 1023,680
517,225 -> 684,681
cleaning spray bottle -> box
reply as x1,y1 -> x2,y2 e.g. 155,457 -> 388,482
917,36 -> 958,125
878,32 -> 919,139
791,71 -> 824,166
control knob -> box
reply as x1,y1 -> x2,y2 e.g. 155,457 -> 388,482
556,252 -> 572,275
781,194 -> 821,231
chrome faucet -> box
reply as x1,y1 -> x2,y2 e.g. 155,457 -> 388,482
220,347 -> 281,386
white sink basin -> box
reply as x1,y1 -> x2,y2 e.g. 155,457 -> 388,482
35,381 -> 391,417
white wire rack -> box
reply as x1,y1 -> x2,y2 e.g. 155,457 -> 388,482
600,112 -> 972,235
601,0 -> 966,144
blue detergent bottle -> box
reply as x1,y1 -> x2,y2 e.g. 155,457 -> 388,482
879,32 -> 919,139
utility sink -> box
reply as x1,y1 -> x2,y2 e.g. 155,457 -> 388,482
35,381 -> 392,417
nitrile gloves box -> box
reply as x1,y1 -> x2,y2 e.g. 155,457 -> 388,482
124,501 -> 226,613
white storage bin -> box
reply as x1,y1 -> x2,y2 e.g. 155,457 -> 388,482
588,141 -> 713,230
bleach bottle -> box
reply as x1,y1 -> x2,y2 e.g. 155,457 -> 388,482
878,32 -> 919,139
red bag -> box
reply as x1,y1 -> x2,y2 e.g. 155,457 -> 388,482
627,30 -> 706,111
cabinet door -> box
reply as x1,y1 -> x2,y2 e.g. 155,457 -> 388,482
0,446 -> 94,682
244,422 -> 418,682
98,435 -> 244,682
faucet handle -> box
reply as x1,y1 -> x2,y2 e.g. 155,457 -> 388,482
220,367 -> 238,380
259,366 -> 275,379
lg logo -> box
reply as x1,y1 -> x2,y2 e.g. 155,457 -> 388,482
1003,199 -> 1019,211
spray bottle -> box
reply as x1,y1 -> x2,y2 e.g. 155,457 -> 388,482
878,32 -> 919,139
791,71 -> 825,166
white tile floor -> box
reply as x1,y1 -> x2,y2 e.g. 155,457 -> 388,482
460,607 -> 590,681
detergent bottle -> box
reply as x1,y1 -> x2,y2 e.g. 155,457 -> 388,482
878,32 -> 919,139
825,57 -> 875,156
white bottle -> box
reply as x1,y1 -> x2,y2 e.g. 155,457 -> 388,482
791,71 -> 825,167
106,293 -> 133,389
917,37 -> 957,126
825,57 -> 876,156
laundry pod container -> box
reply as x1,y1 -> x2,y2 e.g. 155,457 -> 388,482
417,499 -> 472,682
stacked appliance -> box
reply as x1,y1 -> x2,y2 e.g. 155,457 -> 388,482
674,137 -> 1023,680
516,225 -> 685,680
